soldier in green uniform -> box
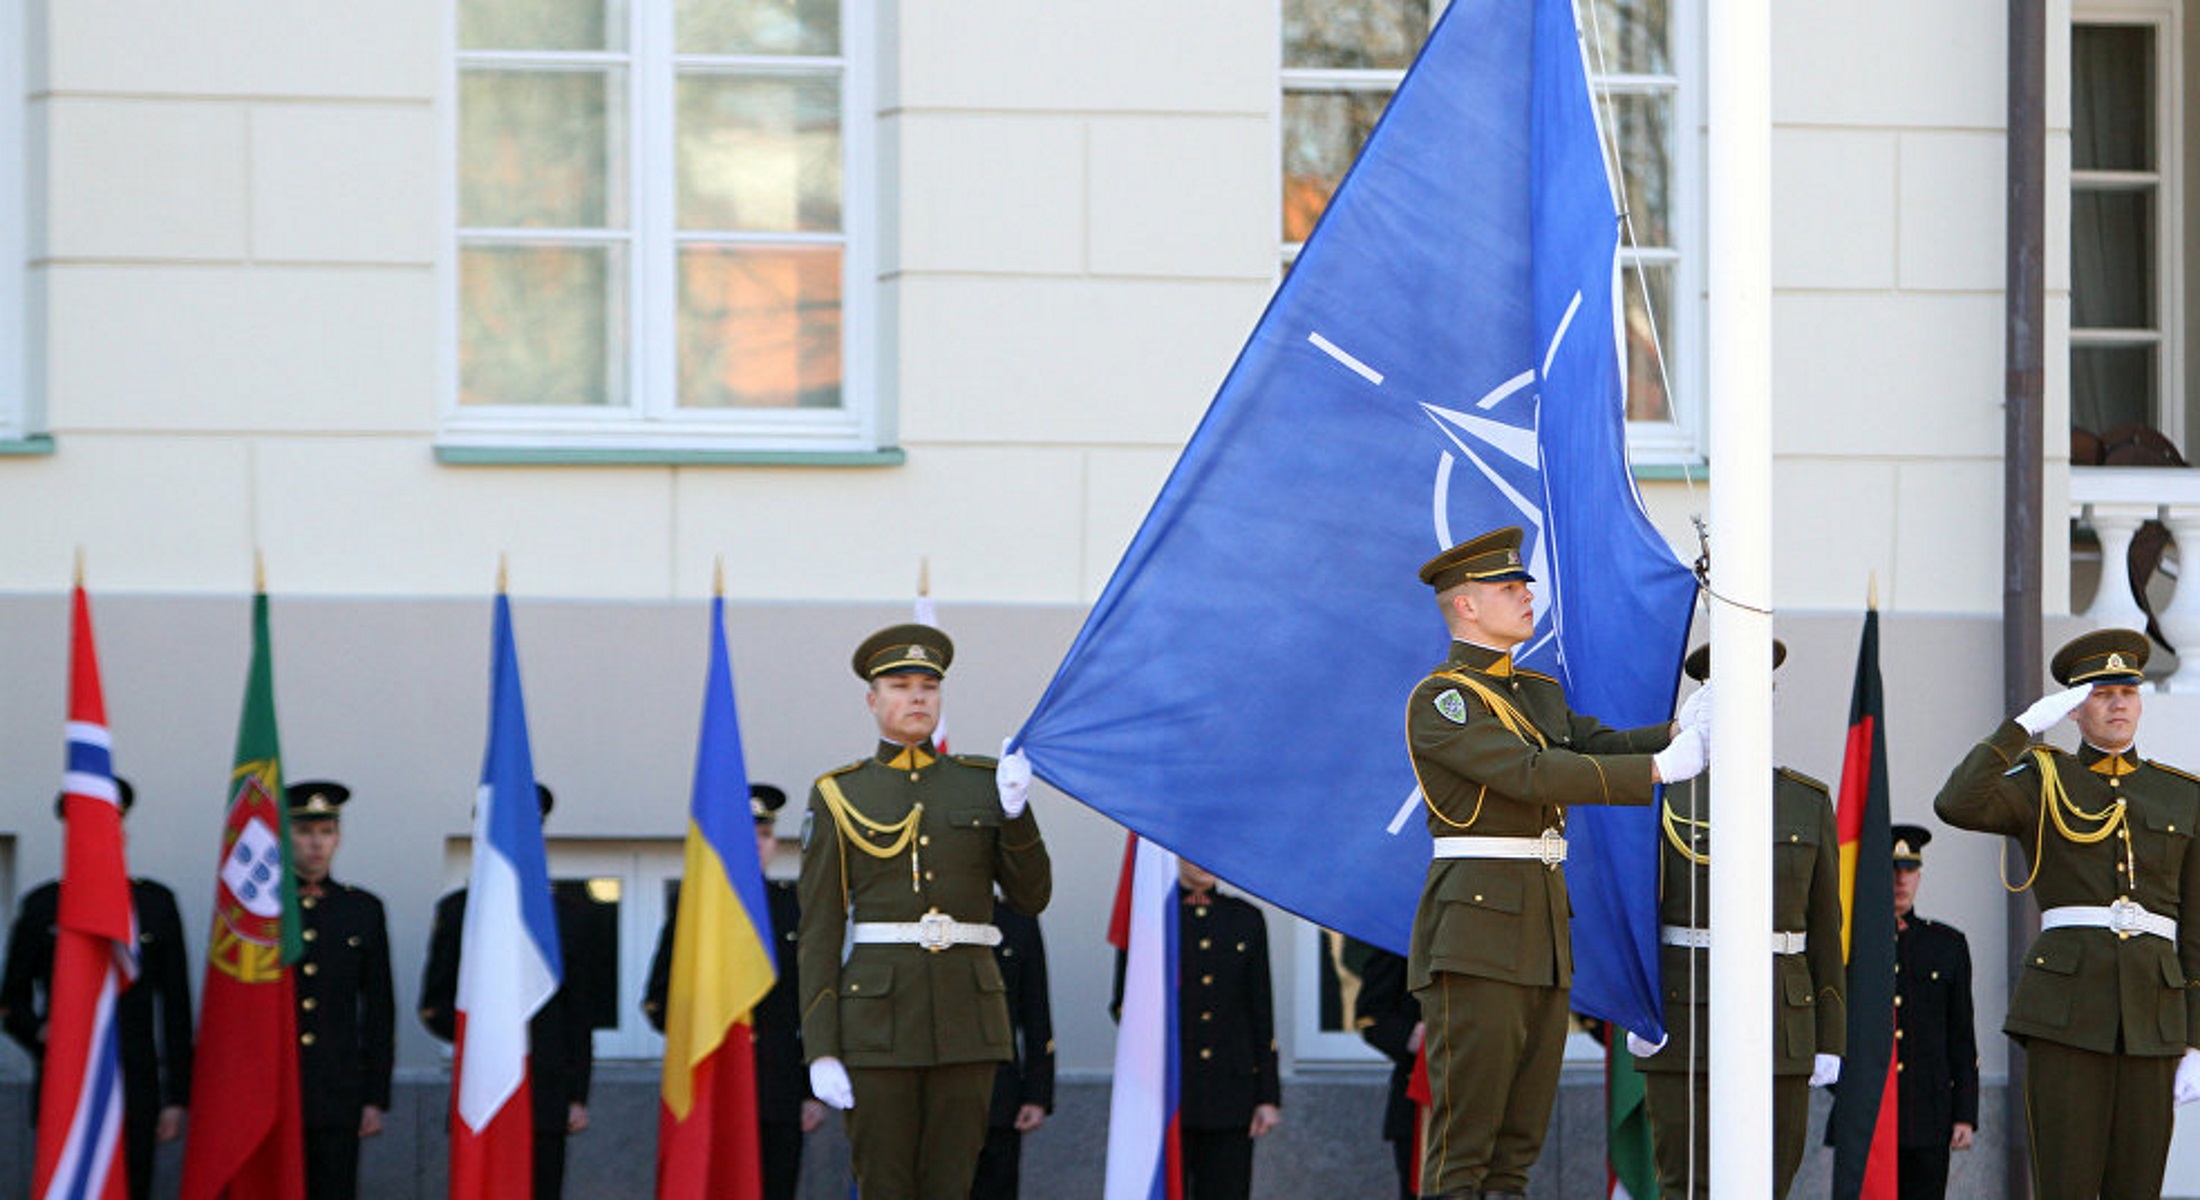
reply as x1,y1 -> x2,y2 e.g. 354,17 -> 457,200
1634,642 -> 1845,1199
1933,628 -> 2200,1200
798,623 -> 1052,1200
1406,527 -> 1709,1200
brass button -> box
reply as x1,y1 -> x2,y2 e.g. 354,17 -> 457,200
302,897 -> 317,910
1195,909 -> 1208,919
300,1032 -> 317,1046
303,929 -> 317,942
1789,834 -> 1799,843
850,984 -> 861,993
1474,894 -> 1484,903
924,870 -> 935,881
909,772 -> 920,782
1199,1048 -> 1212,1060
1894,996 -> 1903,1007
1200,1011 -> 1212,1022
1236,942 -> 1247,952
302,998 -> 318,1012
348,936 -> 361,947
1201,974 -> 1214,986
1894,1029 -> 1903,1040
919,835 -> 930,846
1896,1061 -> 1905,1072
303,963 -> 319,977
1199,939 -> 1211,950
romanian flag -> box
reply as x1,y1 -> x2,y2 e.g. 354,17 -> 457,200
655,590 -> 777,1200
1103,835 -> 1181,1200
33,582 -> 140,1200
181,584 -> 306,1200
1828,605 -> 1899,1200
451,588 -> 562,1200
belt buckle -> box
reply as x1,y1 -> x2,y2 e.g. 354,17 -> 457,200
2108,896 -> 2143,935
1535,828 -> 1565,868
917,910 -> 954,952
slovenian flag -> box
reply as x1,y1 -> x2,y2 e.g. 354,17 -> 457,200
33,581 -> 140,1200
450,589 -> 563,1200
1103,835 -> 1181,1200
656,590 -> 777,1200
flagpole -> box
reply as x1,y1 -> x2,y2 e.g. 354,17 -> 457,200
1705,1 -> 1776,1194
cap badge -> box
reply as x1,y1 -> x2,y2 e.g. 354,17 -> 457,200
908,645 -> 929,661
1435,689 -> 1468,724
2107,652 -> 2129,672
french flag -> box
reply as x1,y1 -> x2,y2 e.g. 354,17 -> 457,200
450,590 -> 562,1200
33,583 -> 139,1200
1104,835 -> 1181,1200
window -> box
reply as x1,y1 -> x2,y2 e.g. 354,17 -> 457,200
2071,9 -> 2185,450
445,0 -> 878,456
0,0 -> 30,443
1278,0 -> 1704,463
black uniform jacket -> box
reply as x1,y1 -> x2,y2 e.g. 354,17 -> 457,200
1353,945 -> 1421,1144
986,900 -> 1055,1130
2,878 -> 194,1122
296,876 -> 395,1130
418,887 -> 595,1129
1897,912 -> 1979,1146
644,879 -> 811,1123
1112,887 -> 1280,1131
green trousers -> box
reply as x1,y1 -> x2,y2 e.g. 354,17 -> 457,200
2022,1039 -> 2175,1200
1413,973 -> 1568,1196
1642,1071 -> 1809,1198
847,1061 -> 996,1200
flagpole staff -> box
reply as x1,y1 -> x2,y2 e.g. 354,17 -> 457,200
917,556 -> 930,599
74,545 -> 84,587
1705,0 -> 1777,1194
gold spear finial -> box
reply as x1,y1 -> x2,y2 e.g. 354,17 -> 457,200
714,556 -> 725,599
918,556 -> 931,598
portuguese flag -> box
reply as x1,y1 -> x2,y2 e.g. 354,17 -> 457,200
1828,605 -> 1899,1200
180,585 -> 305,1200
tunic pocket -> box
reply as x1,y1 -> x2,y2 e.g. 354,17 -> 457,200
2159,952 -> 2189,1046
973,956 -> 1011,1048
1777,960 -> 1816,1062
2007,938 -> 2081,1030
840,961 -> 896,1054
1431,875 -> 1525,978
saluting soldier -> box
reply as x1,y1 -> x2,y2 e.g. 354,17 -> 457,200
1888,824 -> 1978,1200
1,778 -> 194,1200
798,624 -> 1052,1200
1405,527 -> 1708,1200
285,780 -> 395,1200
643,783 -> 824,1200
1110,861 -> 1281,1200
418,782 -> 595,1200
1634,642 -> 1845,1199
969,894 -> 1055,1200
1934,628 -> 2200,1200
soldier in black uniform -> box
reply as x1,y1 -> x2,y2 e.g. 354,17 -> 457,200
284,780 -> 395,1200
1112,860 -> 1281,1200
0,778 -> 193,1200
969,896 -> 1054,1200
1889,824 -> 1977,1200
419,782 -> 595,1200
643,783 -> 823,1200
1349,940 -> 1421,1200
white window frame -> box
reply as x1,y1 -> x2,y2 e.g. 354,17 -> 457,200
1277,1 -> 1706,466
2070,2 -> 2186,449
1,0 -> 30,442
438,2 -> 881,457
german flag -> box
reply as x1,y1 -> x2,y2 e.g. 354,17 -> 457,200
1829,605 -> 1899,1199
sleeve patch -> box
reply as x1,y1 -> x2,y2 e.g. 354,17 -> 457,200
1434,689 -> 1468,724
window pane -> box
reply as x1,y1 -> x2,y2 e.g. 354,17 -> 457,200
679,245 -> 842,409
461,68 -> 626,230
2072,25 -> 2153,172
677,73 -> 842,233
678,0 -> 839,55
1282,89 -> 1390,243
1621,262 -> 1672,423
1584,0 -> 1670,77
2071,345 -> 2155,434
459,0 -> 622,52
461,244 -> 627,407
1600,91 -> 1670,247
1282,0 -> 1430,70
2071,189 -> 2153,329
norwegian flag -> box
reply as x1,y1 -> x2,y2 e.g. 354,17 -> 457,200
33,583 -> 140,1200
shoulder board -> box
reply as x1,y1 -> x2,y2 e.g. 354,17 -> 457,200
1775,766 -> 1829,793
816,760 -> 867,785
2148,760 -> 2200,787
951,752 -> 999,769
1514,667 -> 1559,685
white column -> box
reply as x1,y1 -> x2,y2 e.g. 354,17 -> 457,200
1706,3 -> 1775,1197
2155,511 -> 2200,691
2080,502 -> 2155,628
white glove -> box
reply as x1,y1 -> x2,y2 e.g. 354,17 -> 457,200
2176,1048 -> 2200,1106
809,1057 -> 854,1110
1625,1031 -> 1668,1059
996,741 -> 1032,818
1651,724 -> 1709,784
1810,1053 -> 1842,1088
1675,682 -> 1713,731
2016,684 -> 2093,736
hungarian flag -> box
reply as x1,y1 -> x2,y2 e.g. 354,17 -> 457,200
1605,1040 -> 1656,1199
1102,834 -> 1181,1200
1828,606 -> 1899,1199
451,589 -> 562,1199
655,591 -> 777,1200
180,585 -> 305,1200
33,582 -> 140,1200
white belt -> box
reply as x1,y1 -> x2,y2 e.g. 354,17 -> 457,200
2040,898 -> 2177,942
1660,925 -> 1809,955
851,911 -> 1002,952
1432,830 -> 1568,866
